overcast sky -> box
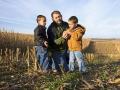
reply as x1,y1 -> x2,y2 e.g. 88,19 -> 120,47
0,0 -> 120,38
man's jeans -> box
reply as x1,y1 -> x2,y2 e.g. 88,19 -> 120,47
69,51 -> 86,72
51,51 -> 69,72
35,46 -> 48,70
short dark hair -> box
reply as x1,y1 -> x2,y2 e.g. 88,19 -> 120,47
51,10 -> 62,18
36,15 -> 46,22
68,16 -> 78,24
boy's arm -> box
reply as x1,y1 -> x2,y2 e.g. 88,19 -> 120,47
36,28 -> 47,46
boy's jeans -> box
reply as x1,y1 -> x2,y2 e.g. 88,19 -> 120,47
35,46 -> 48,70
69,51 -> 86,72
52,51 -> 69,72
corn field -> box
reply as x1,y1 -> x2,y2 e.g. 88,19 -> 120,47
0,30 -> 120,90
0,47 -> 119,90
0,28 -> 33,51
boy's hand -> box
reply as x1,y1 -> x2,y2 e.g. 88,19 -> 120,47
62,31 -> 71,39
44,41 -> 48,47
67,31 -> 72,35
62,31 -> 69,39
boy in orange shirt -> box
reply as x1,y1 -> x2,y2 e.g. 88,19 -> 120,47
64,16 -> 86,73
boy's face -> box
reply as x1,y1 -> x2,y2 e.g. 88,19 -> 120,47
52,13 -> 62,24
68,21 -> 77,30
37,17 -> 46,26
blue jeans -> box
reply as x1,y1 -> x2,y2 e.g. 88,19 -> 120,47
47,57 -> 54,70
35,46 -> 48,70
69,51 -> 86,72
52,51 -> 69,72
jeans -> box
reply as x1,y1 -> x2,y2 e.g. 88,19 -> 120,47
35,46 -> 48,70
51,51 -> 69,72
69,51 -> 86,72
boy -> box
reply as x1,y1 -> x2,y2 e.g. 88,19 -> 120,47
34,15 -> 48,72
64,16 -> 86,73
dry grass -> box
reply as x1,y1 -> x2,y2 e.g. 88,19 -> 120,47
0,48 -> 119,90
0,28 -> 34,51
0,29 -> 120,89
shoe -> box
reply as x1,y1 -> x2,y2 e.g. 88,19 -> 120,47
42,70 -> 48,74
53,70 -> 57,73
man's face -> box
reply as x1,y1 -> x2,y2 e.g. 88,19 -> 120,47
37,17 -> 46,26
68,21 -> 77,30
52,13 -> 62,24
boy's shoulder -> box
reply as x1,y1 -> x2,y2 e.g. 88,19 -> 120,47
74,25 -> 86,34
34,25 -> 46,31
34,26 -> 39,32
77,24 -> 85,30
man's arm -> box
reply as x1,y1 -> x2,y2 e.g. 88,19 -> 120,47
47,26 -> 67,45
54,36 -> 66,45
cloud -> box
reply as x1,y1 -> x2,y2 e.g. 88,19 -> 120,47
0,0 -> 120,38
77,0 -> 120,38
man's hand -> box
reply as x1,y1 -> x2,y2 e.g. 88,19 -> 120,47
44,41 -> 48,47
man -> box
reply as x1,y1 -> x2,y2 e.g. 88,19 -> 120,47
47,11 -> 69,73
